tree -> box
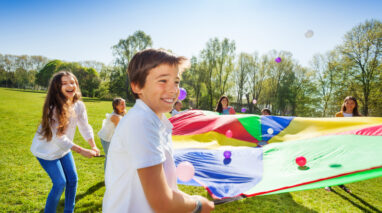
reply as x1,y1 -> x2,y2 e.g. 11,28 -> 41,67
35,60 -> 101,97
15,67 -> 28,89
200,38 -> 219,110
35,60 -> 63,88
247,53 -> 262,113
216,38 -> 236,96
200,38 -> 236,110
181,57 -> 206,108
234,53 -> 251,110
340,19 -> 382,115
311,51 -> 340,117
112,30 -> 153,101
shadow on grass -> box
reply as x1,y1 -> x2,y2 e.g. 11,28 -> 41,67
40,181 -> 105,213
214,193 -> 317,213
332,189 -> 375,213
75,181 -> 105,202
348,192 -> 382,213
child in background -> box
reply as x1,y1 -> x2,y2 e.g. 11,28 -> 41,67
261,108 -> 271,115
98,98 -> 126,169
171,100 -> 182,117
31,70 -> 100,212
335,96 -> 361,117
325,96 -> 361,193
103,49 -> 214,212
215,95 -> 236,115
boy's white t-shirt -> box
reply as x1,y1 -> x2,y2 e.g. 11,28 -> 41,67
103,99 -> 177,213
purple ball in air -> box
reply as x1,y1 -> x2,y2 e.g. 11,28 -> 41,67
223,150 -> 232,159
275,57 -> 282,63
178,88 -> 187,101
241,108 -> 246,113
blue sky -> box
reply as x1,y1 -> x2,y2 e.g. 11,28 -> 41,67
1,0 -> 381,67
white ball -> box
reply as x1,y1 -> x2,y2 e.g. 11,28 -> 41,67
305,30 -> 314,38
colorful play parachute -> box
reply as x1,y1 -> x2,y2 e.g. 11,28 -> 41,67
170,110 -> 382,200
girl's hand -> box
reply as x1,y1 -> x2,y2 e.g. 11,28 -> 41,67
91,146 -> 100,156
81,149 -> 97,158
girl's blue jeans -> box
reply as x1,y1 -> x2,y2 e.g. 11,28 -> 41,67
37,152 -> 78,213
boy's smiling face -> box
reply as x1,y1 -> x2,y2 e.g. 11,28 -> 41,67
132,64 -> 180,118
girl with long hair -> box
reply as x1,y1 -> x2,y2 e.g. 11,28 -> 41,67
31,70 -> 100,212
215,96 -> 236,115
335,96 -> 361,117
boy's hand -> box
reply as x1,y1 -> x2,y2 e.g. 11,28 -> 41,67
81,149 -> 97,158
193,195 -> 215,213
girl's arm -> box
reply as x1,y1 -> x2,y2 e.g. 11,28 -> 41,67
229,107 -> 236,114
110,114 -> 121,127
71,144 -> 97,158
138,164 -> 214,213
77,102 -> 100,155
87,138 -> 100,156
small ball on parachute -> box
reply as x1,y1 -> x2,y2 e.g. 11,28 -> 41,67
223,150 -> 232,159
176,161 -> 195,182
295,156 -> 307,167
267,128 -> 274,135
178,88 -> 187,101
225,130 -> 233,138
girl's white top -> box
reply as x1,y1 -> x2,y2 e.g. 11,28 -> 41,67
30,101 -> 94,160
343,112 -> 353,117
171,109 -> 180,117
98,112 -> 123,142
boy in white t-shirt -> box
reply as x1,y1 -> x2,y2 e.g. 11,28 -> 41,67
103,49 -> 214,213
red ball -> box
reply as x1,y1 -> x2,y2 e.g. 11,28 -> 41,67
295,156 -> 307,167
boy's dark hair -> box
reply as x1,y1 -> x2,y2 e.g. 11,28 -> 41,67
127,49 -> 189,99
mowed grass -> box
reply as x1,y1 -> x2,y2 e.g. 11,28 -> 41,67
0,87 -> 381,213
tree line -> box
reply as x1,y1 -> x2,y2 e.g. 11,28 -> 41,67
1,19 -> 381,116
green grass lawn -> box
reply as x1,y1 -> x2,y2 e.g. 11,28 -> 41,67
1,87 -> 381,212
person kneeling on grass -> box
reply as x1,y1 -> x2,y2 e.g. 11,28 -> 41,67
102,49 -> 214,213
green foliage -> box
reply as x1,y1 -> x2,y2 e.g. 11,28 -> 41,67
35,60 -> 101,97
35,60 -> 62,88
111,30 -> 153,101
340,19 -> 382,116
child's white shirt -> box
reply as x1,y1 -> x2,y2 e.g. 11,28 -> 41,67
98,112 -> 122,142
103,99 -> 177,213
343,112 -> 353,117
30,101 -> 94,160
171,109 -> 180,117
